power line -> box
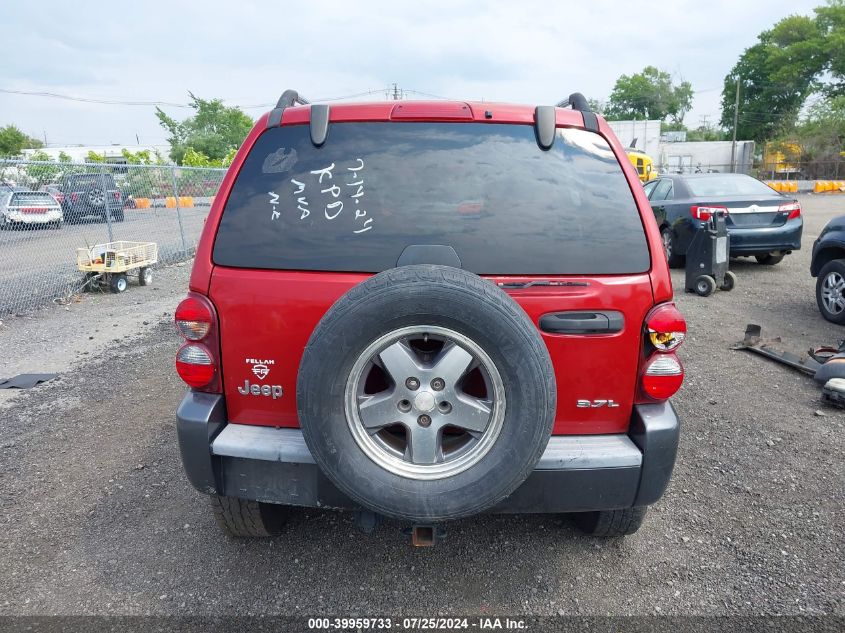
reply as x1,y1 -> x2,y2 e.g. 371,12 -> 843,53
0,87 -> 396,110
0,88 -> 194,108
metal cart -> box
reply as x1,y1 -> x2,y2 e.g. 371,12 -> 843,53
684,211 -> 737,297
76,241 -> 158,293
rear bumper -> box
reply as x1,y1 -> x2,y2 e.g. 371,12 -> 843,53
176,393 -> 680,514
676,217 -> 803,256
4,210 -> 62,224
727,217 -> 803,256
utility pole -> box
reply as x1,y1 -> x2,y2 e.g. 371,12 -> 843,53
730,78 -> 740,173
391,83 -> 402,100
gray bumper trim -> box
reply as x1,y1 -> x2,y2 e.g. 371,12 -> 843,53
212,425 -> 316,464
212,424 -> 640,471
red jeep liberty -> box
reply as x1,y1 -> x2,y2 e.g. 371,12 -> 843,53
174,90 -> 685,541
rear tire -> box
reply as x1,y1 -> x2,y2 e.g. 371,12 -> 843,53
756,253 -> 784,265
139,267 -> 153,286
297,264 -> 556,522
574,507 -> 647,537
109,274 -> 128,293
720,270 -> 737,291
210,495 -> 287,537
661,227 -> 685,269
694,275 -> 717,297
816,259 -> 845,325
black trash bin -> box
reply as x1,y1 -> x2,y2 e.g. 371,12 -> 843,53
684,210 -> 737,297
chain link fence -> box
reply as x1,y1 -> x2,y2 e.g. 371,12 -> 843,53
0,159 -> 226,315
656,160 -> 845,180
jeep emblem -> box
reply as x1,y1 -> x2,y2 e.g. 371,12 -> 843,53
238,380 -> 283,399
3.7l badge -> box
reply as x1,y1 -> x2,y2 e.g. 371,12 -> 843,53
576,399 -> 620,408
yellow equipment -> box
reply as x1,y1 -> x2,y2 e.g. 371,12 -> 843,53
76,241 -> 158,293
626,148 -> 658,183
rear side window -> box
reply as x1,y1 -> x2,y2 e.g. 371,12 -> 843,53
213,122 -> 650,275
11,192 -> 56,206
651,180 -> 673,201
64,175 -> 116,189
686,175 -> 777,197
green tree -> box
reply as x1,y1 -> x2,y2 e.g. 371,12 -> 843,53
120,148 -> 154,165
586,98 -> 605,114
156,93 -> 253,165
605,66 -> 693,123
720,14 -> 827,143
792,95 -> 845,163
817,0 -> 845,95
0,125 -> 43,157
24,150 -> 62,185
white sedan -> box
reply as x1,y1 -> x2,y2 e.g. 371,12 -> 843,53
0,190 -> 63,229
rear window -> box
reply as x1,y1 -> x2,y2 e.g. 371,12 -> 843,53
64,174 -> 116,189
686,175 -> 778,197
11,192 -> 56,206
213,122 -> 649,275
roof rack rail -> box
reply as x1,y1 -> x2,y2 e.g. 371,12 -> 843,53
267,89 -> 310,128
555,92 -> 598,133
555,92 -> 589,111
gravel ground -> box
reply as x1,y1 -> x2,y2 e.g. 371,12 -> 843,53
0,195 -> 843,617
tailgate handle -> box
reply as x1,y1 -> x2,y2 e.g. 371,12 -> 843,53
539,311 -> 624,334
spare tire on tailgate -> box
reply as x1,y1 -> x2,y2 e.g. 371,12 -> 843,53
297,264 -> 556,522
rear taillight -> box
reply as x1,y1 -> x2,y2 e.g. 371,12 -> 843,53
779,201 -> 801,220
690,205 -> 728,221
113,191 -> 122,201
70,191 -> 81,203
176,344 -> 215,388
646,302 -> 686,351
638,303 -> 686,402
174,293 -> 220,392
175,296 -> 212,340
642,354 -> 684,400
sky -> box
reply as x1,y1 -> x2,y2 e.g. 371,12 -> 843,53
0,0 -> 823,149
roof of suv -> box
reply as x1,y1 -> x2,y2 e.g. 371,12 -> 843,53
271,100 -> 591,128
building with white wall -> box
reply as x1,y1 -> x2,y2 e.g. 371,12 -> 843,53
657,140 -> 755,174
607,120 -> 662,158
21,145 -> 171,163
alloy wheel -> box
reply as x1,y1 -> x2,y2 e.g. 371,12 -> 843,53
345,325 -> 505,480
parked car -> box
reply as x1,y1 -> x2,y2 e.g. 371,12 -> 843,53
59,173 -> 124,224
644,173 -> 803,268
39,183 -> 65,205
174,91 -> 686,541
0,190 -> 63,229
811,215 -> 845,324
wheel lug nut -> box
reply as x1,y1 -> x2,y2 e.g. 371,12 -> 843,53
431,377 -> 445,391
438,401 -> 452,414
418,414 -> 432,427
398,399 -> 411,412
405,377 -> 420,390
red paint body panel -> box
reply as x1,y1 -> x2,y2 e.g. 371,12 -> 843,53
210,268 -> 655,435
190,100 -> 677,436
